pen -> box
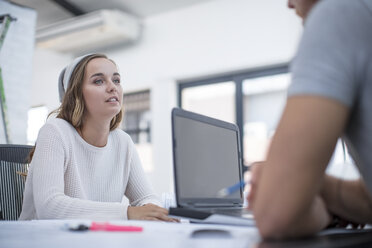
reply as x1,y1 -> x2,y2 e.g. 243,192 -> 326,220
217,180 -> 246,197
68,222 -> 143,232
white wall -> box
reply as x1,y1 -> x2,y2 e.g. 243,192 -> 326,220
31,0 -> 302,195
31,49 -> 72,110
0,2 -> 36,144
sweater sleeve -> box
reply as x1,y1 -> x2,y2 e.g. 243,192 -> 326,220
124,138 -> 161,207
32,123 -> 127,220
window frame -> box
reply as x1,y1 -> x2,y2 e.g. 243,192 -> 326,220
122,89 -> 151,144
178,63 -> 289,168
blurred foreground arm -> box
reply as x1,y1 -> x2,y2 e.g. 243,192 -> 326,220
251,96 -> 349,239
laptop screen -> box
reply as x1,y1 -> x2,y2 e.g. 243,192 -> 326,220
172,108 -> 243,206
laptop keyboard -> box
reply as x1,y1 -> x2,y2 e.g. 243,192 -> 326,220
197,207 -> 253,218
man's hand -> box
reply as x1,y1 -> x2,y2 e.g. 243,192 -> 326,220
247,161 -> 265,211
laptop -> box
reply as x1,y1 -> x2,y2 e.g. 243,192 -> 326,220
169,108 -> 254,226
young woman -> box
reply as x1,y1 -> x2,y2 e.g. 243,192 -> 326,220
248,0 -> 372,239
19,54 -> 176,222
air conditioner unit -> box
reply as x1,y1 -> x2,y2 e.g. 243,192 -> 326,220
36,9 -> 141,52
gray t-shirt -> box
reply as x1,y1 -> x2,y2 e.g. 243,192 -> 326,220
288,0 -> 372,195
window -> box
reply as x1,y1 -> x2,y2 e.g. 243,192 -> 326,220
179,64 -> 289,169
27,105 -> 48,145
242,73 -> 290,164
178,64 -> 359,180
181,81 -> 235,123
122,90 -> 153,172
122,90 -> 151,143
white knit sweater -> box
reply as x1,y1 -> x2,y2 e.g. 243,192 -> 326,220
19,118 -> 160,220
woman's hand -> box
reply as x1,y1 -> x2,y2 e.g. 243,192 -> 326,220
127,203 -> 179,222
246,161 -> 265,211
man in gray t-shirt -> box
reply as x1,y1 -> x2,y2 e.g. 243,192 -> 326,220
289,0 -> 372,194
248,0 -> 372,240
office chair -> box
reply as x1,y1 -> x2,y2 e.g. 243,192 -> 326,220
0,144 -> 32,220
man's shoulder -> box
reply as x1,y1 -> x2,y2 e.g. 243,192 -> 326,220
304,0 -> 372,44
311,0 -> 370,19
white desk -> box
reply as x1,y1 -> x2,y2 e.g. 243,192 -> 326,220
2,220 -> 371,248
0,220 -> 261,248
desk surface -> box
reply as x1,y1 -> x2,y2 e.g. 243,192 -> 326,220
0,220 -> 260,248
0,220 -> 371,248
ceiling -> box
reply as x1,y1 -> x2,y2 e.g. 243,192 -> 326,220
10,0 -> 214,28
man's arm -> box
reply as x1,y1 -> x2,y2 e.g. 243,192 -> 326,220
252,96 -> 349,239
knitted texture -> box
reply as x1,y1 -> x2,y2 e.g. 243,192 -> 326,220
19,118 -> 159,220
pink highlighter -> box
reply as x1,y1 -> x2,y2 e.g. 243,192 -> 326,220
69,222 -> 143,232
90,222 -> 143,232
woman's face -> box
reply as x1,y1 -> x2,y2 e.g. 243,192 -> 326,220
82,58 -> 123,122
287,0 -> 319,20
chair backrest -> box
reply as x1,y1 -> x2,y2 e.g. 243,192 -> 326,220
0,144 -> 33,220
